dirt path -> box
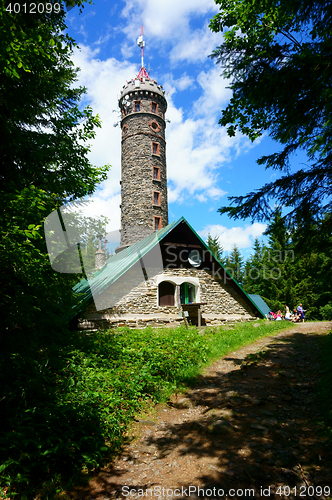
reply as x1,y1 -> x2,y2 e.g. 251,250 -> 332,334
70,322 -> 332,500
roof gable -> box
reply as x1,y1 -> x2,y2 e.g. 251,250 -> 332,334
72,217 -> 264,318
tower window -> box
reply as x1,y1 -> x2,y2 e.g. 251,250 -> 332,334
153,191 -> 161,205
152,142 -> 160,155
154,216 -> 162,231
122,124 -> 128,136
149,120 -> 161,132
153,166 -> 160,180
151,102 -> 158,114
134,100 -> 141,112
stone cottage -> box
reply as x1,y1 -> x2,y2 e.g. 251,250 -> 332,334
73,31 -> 264,329
74,217 -> 264,329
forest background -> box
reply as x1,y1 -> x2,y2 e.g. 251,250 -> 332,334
207,206 -> 332,321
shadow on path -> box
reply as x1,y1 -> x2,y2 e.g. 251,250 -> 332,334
70,326 -> 332,500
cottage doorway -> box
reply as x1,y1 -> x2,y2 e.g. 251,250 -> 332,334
158,281 -> 175,306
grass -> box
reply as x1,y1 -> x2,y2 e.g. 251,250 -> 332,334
0,319 -> 293,499
318,330 -> 332,448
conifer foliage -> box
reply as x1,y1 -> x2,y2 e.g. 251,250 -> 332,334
242,209 -> 332,316
0,0 -> 109,335
0,2 -> 109,497
210,0 -> 332,230
206,233 -> 224,262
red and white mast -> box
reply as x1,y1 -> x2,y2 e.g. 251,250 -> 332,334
136,25 -> 150,80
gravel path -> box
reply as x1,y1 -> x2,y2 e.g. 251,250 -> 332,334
70,322 -> 332,500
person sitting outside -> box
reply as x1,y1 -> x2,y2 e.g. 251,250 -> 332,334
292,308 -> 300,322
276,310 -> 283,320
297,303 -> 306,323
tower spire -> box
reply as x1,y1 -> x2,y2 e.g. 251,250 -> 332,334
136,25 -> 150,80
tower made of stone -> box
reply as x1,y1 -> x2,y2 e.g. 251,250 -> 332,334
118,46 -> 168,250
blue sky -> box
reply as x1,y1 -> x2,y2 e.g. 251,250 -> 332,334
66,0 -> 291,257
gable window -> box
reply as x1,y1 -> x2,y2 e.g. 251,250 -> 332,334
154,216 -> 161,231
134,100 -> 141,112
180,282 -> 196,305
153,166 -> 160,180
153,191 -> 161,206
152,142 -> 160,155
151,101 -> 158,114
158,281 -> 175,306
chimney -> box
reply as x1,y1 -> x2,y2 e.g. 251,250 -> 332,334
95,248 -> 106,271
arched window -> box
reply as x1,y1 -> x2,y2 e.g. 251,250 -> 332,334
180,282 -> 195,304
158,281 -> 175,306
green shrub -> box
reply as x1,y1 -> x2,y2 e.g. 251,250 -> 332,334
320,302 -> 332,321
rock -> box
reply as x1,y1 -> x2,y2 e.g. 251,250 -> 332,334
138,419 -> 156,426
208,419 -> 235,435
262,418 -> 278,426
176,398 -> 194,409
242,394 -> 261,405
191,421 -> 205,431
140,445 -> 156,454
250,424 -> 268,434
158,449 -> 172,458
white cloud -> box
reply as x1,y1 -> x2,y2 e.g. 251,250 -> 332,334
174,74 -> 195,91
195,66 -> 232,114
199,223 -> 267,251
120,0 -> 222,71
170,27 -> 223,64
164,64 -> 251,205
120,42 -> 135,60
121,0 -> 218,39
77,195 -> 121,234
207,186 -> 226,198
72,45 -> 139,229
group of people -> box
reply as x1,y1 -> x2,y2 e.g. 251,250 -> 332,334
267,303 -> 306,322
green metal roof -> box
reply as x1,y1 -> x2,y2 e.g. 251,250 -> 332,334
72,216 -> 265,319
248,294 -> 270,317
72,217 -> 185,316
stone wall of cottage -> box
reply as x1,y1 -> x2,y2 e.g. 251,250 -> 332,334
79,266 -> 258,329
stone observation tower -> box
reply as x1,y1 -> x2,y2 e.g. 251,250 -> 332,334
117,27 -> 168,251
